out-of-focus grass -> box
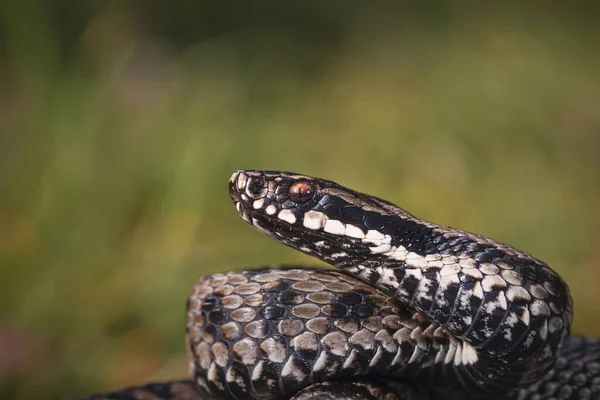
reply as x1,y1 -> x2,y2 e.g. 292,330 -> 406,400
0,3 -> 599,399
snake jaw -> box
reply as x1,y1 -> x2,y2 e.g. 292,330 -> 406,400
229,170 -> 381,265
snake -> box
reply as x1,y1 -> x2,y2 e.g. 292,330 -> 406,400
81,169 -> 600,400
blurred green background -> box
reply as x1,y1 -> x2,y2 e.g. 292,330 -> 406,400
1,2 -> 599,399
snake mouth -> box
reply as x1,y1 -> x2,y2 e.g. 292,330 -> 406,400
229,170 -> 421,279
229,170 -> 270,226
229,171 -> 308,242
229,169 -> 311,223
229,170 -> 376,261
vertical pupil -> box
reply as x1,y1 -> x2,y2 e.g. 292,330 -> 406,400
290,182 -> 313,202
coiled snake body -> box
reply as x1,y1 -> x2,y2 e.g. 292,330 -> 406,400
83,170 -> 600,400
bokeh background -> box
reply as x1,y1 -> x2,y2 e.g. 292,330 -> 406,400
1,2 -> 599,399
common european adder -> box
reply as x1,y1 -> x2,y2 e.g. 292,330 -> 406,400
80,170 -> 600,400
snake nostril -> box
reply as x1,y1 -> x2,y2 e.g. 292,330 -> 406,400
247,178 -> 268,199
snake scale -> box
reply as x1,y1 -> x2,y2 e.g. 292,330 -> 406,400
81,170 -> 600,400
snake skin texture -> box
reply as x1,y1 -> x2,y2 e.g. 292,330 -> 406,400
187,269 -> 436,400
79,170 -> 600,400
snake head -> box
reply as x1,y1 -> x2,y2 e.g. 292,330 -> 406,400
229,169 -> 403,267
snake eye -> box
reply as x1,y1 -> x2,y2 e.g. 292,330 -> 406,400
289,181 -> 314,203
247,178 -> 267,198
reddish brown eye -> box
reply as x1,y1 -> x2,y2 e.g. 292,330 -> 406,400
288,181 -> 314,203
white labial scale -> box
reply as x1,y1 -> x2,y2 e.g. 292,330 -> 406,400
389,246 -> 409,261
278,209 -> 297,224
252,198 -> 265,209
365,229 -> 386,243
344,224 -> 365,239
370,243 -> 392,254
265,204 -> 277,215
324,220 -> 345,235
363,231 -> 392,252
406,254 -> 429,269
303,210 -> 328,230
